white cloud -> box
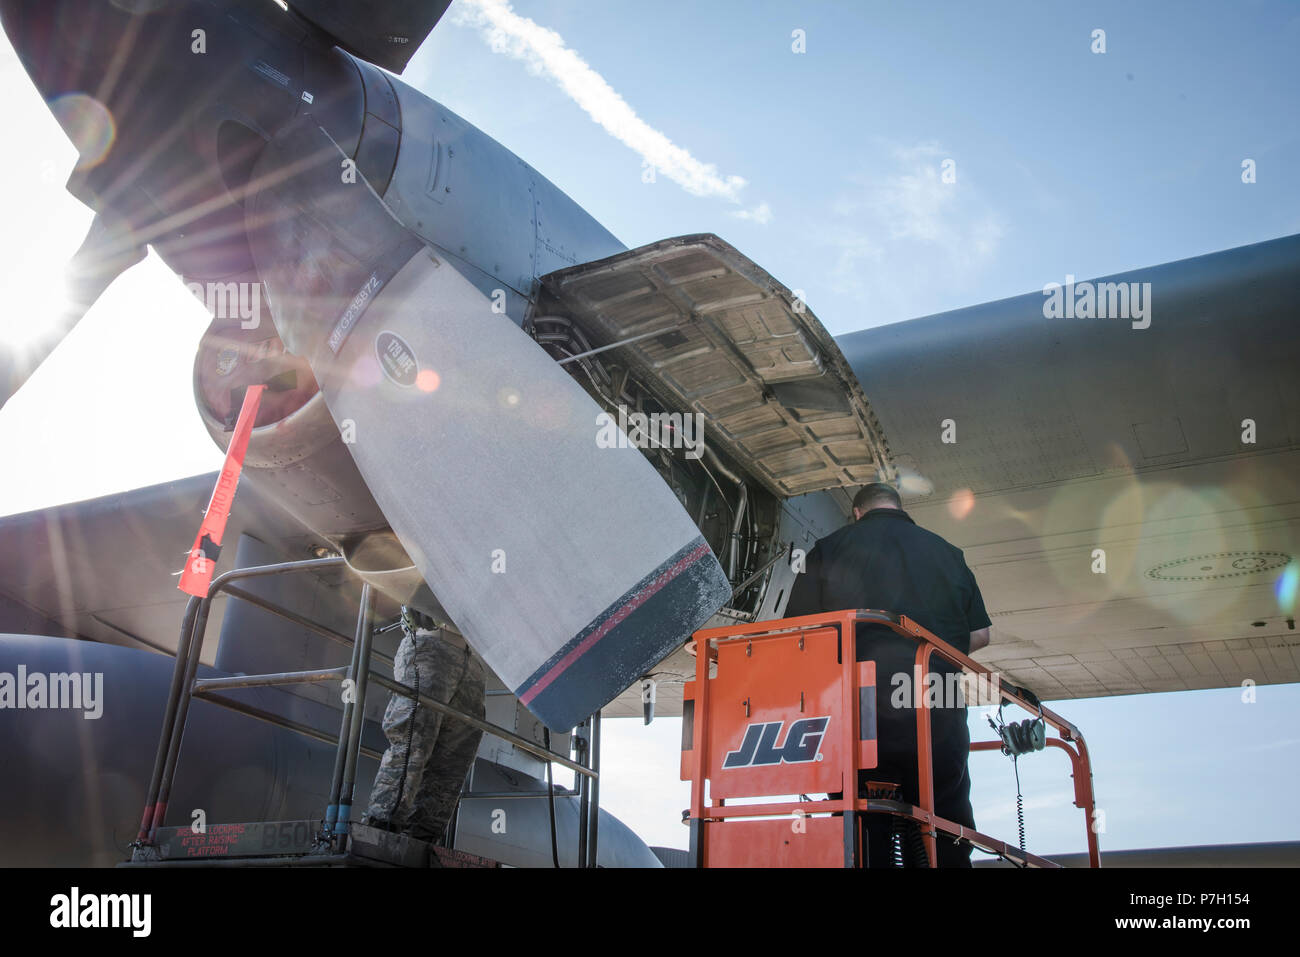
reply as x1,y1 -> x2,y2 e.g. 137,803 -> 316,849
825,142 -> 1005,324
452,0 -> 768,221
731,201 -> 772,225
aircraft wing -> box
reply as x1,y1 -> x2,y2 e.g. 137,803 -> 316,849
0,474 -> 350,661
835,233 -> 1300,701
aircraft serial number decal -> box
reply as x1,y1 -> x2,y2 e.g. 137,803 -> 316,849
329,272 -> 384,354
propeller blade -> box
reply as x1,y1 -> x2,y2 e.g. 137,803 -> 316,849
289,0 -> 454,73
246,118 -> 731,730
1,214 -> 144,408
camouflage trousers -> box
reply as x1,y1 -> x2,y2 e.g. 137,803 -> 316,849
365,629 -> 485,843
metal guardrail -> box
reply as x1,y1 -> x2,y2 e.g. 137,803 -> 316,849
131,556 -> 601,866
684,609 -> 1100,868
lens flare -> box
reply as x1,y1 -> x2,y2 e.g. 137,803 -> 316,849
49,94 -> 116,170
1277,561 -> 1299,616
349,353 -> 382,389
947,488 -> 975,521
416,369 -> 440,392
893,464 -> 933,497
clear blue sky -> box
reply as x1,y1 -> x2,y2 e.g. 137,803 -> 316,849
1,0 -> 1297,857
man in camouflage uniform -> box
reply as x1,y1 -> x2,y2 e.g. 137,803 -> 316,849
365,607 -> 485,845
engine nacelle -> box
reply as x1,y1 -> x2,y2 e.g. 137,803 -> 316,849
193,315 -> 440,613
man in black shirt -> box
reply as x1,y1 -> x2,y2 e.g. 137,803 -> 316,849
784,482 -> 991,867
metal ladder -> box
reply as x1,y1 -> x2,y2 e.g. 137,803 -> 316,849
124,556 -> 602,867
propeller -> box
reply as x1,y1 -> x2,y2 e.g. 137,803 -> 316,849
1,214 -> 145,409
287,0 -> 455,74
245,117 -> 732,730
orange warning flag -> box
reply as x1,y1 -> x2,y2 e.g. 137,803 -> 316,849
178,384 -> 265,597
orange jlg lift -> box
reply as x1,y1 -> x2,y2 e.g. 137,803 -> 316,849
681,610 -> 1100,868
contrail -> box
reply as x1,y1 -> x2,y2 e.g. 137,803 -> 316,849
452,0 -> 768,219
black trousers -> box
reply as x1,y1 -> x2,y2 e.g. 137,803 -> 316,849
857,628 -> 976,868
860,739 -> 975,868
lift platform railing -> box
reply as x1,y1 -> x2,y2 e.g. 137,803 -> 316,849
682,609 -> 1100,868
130,556 -> 601,867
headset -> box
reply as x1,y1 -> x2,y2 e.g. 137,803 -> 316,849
995,712 -> 1047,757
987,684 -> 1047,856
988,681 -> 1047,757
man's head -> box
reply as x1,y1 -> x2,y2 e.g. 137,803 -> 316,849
852,482 -> 903,520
